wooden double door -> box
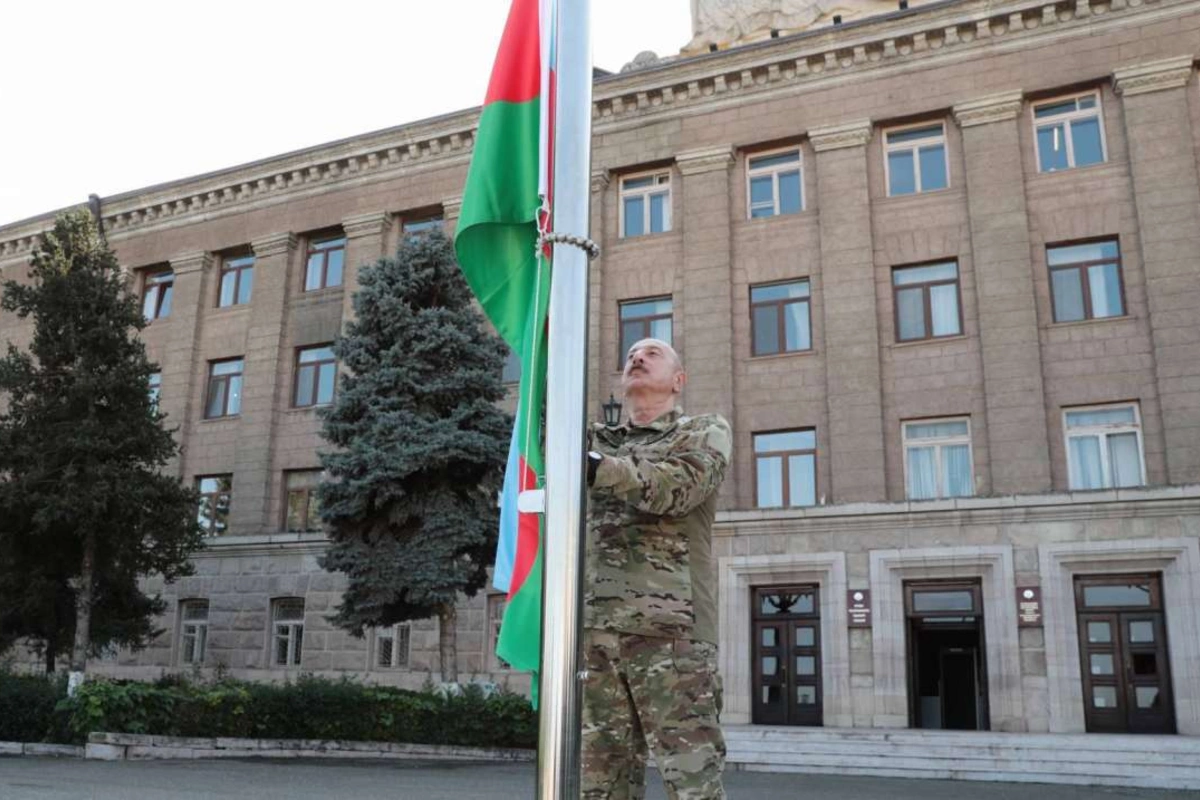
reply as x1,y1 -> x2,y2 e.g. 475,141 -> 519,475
1075,574 -> 1175,734
751,585 -> 822,726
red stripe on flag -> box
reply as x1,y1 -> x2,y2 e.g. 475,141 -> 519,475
507,456 -> 540,599
484,0 -> 542,106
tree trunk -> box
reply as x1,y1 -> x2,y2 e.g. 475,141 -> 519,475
438,604 -> 458,683
68,529 -> 95,691
45,647 -> 55,674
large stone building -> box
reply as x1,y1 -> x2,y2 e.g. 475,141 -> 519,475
3,0 -> 1200,783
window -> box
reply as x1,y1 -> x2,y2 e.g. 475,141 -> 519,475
403,216 -> 443,241
619,297 -> 672,365
148,372 -> 162,409
1048,239 -> 1125,323
272,598 -> 305,667
1064,404 -> 1145,490
751,280 -> 811,356
196,475 -> 232,536
488,595 -> 511,671
620,173 -> 671,237
375,623 -> 411,669
754,430 -> 817,508
204,358 -> 244,418
284,470 -> 323,532
1034,92 -> 1105,173
893,261 -> 962,342
141,269 -> 174,320
218,255 -> 254,307
501,347 -> 521,385
747,149 -> 803,218
904,418 -> 974,500
304,235 -> 346,291
294,345 -> 336,407
885,123 -> 949,196
179,600 -> 209,665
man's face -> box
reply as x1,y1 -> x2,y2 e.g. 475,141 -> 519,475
622,338 -> 685,400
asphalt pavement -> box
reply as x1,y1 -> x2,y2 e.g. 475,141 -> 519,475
1,757 -> 1197,799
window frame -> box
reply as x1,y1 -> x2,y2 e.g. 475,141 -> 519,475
195,474 -> 232,536
1033,91 -> 1108,173
618,296 -> 673,368
283,469 -> 323,533
883,121 -> 950,197
488,594 -> 511,671
753,428 -> 818,509
178,599 -> 209,666
303,234 -> 347,292
217,254 -> 255,308
148,371 -> 162,410
892,260 -> 963,343
204,358 -> 244,419
902,417 -> 975,501
1047,238 -> 1127,323
293,345 -> 337,408
401,215 -> 443,242
374,622 -> 412,669
1063,403 -> 1146,491
750,279 -> 812,357
618,171 -> 672,238
141,268 -> 174,321
745,146 -> 804,219
271,598 -> 305,668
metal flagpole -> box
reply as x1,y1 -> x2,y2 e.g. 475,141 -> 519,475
538,0 -> 593,797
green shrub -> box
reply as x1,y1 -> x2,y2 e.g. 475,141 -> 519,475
54,675 -> 536,748
0,671 -> 73,743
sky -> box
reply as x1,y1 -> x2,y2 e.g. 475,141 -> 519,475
0,1 -> 694,227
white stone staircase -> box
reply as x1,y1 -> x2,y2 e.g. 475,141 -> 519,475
723,725 -> 1200,790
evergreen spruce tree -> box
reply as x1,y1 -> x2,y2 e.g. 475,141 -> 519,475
0,210 -> 205,674
318,229 -> 510,682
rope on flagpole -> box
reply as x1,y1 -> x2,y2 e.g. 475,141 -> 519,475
538,231 -> 601,260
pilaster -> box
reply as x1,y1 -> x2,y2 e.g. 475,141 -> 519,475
441,196 -> 464,227
340,212 -> 391,325
230,232 -> 296,535
676,146 -> 737,505
587,171 -> 610,423
953,91 -> 1052,494
812,120 -> 887,502
162,251 -> 211,478
1114,56 -> 1200,483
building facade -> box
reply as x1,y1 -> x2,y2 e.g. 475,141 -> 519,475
3,0 -> 1200,742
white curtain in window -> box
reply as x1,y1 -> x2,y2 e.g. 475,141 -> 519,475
943,444 -> 972,497
757,457 -> 783,508
929,284 -> 959,336
1069,435 -> 1104,489
1108,433 -> 1143,488
907,447 -> 937,500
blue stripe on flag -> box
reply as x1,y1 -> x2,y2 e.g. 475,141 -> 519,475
492,424 -> 521,593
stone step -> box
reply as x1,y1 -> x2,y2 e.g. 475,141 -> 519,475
727,738 -> 1200,768
722,727 -> 1200,790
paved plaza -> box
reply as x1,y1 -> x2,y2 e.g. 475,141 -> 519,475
0,758 -> 1196,800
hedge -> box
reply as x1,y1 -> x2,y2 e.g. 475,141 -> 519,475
0,671 -> 536,748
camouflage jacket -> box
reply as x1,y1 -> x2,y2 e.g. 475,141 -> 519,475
585,408 -> 732,644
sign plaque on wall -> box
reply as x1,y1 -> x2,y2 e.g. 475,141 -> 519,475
1016,586 -> 1043,627
847,589 -> 872,628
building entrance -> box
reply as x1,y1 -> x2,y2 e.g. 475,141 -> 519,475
905,581 -> 989,730
1075,574 -> 1175,734
751,585 -> 822,726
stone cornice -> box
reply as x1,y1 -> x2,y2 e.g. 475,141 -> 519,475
1113,55 -> 1195,96
676,145 -> 736,175
341,211 -> 392,240
250,232 -> 297,258
1,0 -> 1192,266
952,90 -> 1025,127
810,120 -> 873,152
168,251 -> 211,274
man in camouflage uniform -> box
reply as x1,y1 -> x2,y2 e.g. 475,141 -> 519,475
582,338 -> 731,800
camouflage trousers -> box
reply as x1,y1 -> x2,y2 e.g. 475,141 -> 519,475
581,630 -> 726,800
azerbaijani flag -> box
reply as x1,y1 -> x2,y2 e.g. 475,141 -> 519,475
455,0 -> 556,679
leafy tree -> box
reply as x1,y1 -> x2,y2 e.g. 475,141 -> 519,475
318,230 -> 510,682
0,210 -> 204,674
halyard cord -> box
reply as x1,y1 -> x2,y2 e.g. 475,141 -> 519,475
538,231 -> 601,260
